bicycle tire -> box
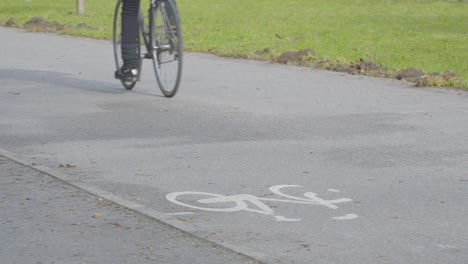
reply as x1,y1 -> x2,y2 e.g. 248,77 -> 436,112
113,0 -> 138,90
150,0 -> 183,97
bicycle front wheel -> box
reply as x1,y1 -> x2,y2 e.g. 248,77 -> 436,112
150,0 -> 183,97
113,0 -> 138,90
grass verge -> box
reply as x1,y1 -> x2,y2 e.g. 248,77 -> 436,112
0,0 -> 466,88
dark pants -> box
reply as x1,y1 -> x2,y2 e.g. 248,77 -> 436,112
121,0 -> 140,69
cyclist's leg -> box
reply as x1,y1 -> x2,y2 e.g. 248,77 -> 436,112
116,0 -> 141,79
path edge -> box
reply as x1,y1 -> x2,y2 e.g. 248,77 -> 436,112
0,148 -> 272,264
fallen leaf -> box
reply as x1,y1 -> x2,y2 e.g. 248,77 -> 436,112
177,217 -> 192,222
67,164 -> 77,168
92,213 -> 102,218
58,164 -> 65,168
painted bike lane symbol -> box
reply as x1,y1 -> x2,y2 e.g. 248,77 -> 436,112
166,185 -> 358,222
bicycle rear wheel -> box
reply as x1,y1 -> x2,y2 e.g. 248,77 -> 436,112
150,0 -> 183,97
113,0 -> 138,90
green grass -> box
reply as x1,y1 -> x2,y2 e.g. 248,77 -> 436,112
0,0 -> 113,38
1,0 -> 467,87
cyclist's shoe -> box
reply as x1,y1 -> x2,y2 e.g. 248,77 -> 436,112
115,67 -> 138,82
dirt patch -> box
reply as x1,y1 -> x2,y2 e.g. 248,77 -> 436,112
276,49 -> 315,64
393,68 -> 464,87
3,16 -> 95,33
395,67 -> 425,82
76,23 -> 97,30
416,71 -> 464,87
23,17 -> 74,32
255,47 -> 271,56
323,58 -> 390,78
274,51 -> 391,79
4,17 -> 19,27
273,52 -> 466,88
24,17 -> 61,32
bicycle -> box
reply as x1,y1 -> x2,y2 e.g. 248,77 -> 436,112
113,0 -> 183,97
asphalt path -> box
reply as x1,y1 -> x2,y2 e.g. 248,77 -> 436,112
0,156 -> 257,264
1,27 -> 467,264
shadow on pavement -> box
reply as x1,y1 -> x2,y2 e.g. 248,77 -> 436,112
0,68 -> 125,94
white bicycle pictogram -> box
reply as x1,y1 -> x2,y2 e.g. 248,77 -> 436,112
166,185 -> 358,221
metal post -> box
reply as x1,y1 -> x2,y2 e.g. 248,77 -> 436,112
77,0 -> 85,15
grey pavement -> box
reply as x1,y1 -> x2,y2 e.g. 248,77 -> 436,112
0,156 -> 257,264
1,27 -> 467,264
